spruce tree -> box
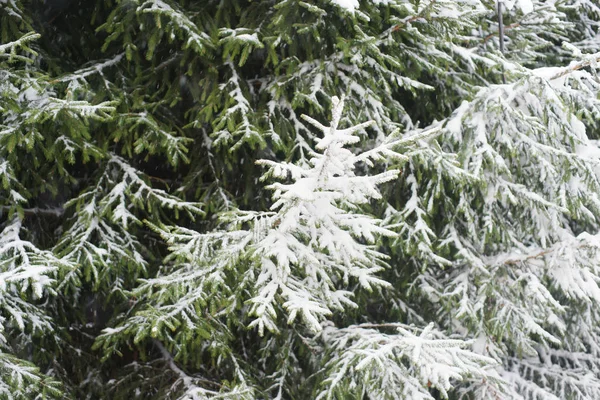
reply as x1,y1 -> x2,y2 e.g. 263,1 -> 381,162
1,0 -> 600,399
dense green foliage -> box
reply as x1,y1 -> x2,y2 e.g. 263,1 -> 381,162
1,0 -> 600,398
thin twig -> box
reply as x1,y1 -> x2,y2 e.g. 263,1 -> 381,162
482,22 -> 521,44
1,206 -> 64,217
549,53 -> 600,80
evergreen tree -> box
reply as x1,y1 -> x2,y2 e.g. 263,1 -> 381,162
1,0 -> 600,399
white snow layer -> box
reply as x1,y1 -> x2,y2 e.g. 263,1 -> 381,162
329,0 -> 390,12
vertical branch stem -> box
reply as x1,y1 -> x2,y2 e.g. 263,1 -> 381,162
497,0 -> 507,83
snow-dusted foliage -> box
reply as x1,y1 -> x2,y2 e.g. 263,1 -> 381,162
3,0 -> 600,398
0,218 -> 65,398
395,46 -> 600,400
96,98 -> 434,395
0,10 -> 108,396
316,322 -> 501,399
